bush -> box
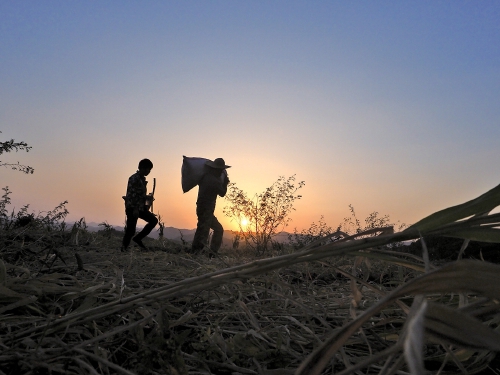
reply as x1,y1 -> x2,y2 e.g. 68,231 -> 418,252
288,215 -> 340,250
0,186 -> 68,231
289,205 -> 407,250
223,175 -> 305,255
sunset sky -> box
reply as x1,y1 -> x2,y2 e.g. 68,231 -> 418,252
2,1 -> 499,233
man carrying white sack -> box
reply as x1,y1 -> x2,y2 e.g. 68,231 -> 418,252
191,158 -> 230,256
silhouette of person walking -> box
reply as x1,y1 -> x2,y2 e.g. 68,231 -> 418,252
121,158 -> 158,251
191,158 -> 230,256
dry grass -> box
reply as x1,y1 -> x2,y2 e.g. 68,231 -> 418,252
2,183 -> 500,374
0,234 -> 372,374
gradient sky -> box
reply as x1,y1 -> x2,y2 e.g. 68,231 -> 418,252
1,1 -> 499,233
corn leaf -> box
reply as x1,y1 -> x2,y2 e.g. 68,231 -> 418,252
440,228 -> 500,243
407,183 -> 500,232
425,301 -> 500,351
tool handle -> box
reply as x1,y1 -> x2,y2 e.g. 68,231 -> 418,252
150,178 -> 156,212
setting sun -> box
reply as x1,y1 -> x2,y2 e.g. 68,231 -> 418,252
240,216 -> 249,228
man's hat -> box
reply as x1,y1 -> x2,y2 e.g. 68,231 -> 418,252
206,158 -> 231,169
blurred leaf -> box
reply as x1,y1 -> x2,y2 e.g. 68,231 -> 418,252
441,228 -> 500,243
395,260 -> 500,300
407,183 -> 500,232
404,299 -> 427,375
425,301 -> 500,351
297,260 -> 500,375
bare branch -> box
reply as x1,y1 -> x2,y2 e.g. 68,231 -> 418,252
0,131 -> 34,174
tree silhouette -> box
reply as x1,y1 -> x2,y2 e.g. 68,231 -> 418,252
0,131 -> 34,174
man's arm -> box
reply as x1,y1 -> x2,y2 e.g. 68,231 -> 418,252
219,173 -> 230,197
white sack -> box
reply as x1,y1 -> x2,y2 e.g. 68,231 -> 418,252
181,156 -> 227,193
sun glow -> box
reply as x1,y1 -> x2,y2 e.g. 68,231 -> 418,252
240,216 -> 249,228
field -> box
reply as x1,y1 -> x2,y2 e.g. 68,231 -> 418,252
2,183 -> 500,375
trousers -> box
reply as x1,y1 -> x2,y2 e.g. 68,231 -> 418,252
191,205 -> 224,253
122,208 -> 158,248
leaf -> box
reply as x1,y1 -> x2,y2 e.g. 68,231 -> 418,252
407,183 -> 500,232
297,260 -> 500,375
395,260 -> 500,300
404,299 -> 427,375
441,228 -> 500,243
425,301 -> 500,351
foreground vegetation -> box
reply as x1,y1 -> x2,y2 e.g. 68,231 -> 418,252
2,183 -> 500,374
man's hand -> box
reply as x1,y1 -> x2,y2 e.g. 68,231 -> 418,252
145,193 -> 155,208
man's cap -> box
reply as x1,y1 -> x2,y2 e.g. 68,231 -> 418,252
206,158 -> 231,169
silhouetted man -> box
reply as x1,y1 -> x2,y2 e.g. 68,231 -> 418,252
191,158 -> 230,255
121,158 -> 158,251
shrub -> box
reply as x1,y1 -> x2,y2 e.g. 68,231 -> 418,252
339,204 -> 406,236
288,215 -> 339,250
223,175 -> 305,255
289,205 -> 407,250
0,186 -> 68,231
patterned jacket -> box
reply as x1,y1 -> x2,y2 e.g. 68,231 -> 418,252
124,171 -> 148,211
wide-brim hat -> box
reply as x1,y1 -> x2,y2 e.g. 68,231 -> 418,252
206,158 -> 231,169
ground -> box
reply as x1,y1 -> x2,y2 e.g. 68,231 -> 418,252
1,227 -> 499,375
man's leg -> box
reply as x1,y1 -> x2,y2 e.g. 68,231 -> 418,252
209,215 -> 224,254
122,209 -> 138,250
191,206 -> 212,253
133,210 -> 158,248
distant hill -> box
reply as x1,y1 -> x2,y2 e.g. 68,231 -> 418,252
85,222 -> 195,240
82,222 -> 290,245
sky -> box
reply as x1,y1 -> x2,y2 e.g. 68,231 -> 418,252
1,1 -> 499,233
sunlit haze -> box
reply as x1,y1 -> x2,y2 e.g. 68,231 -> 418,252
1,1 -> 499,232
241,217 -> 249,228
